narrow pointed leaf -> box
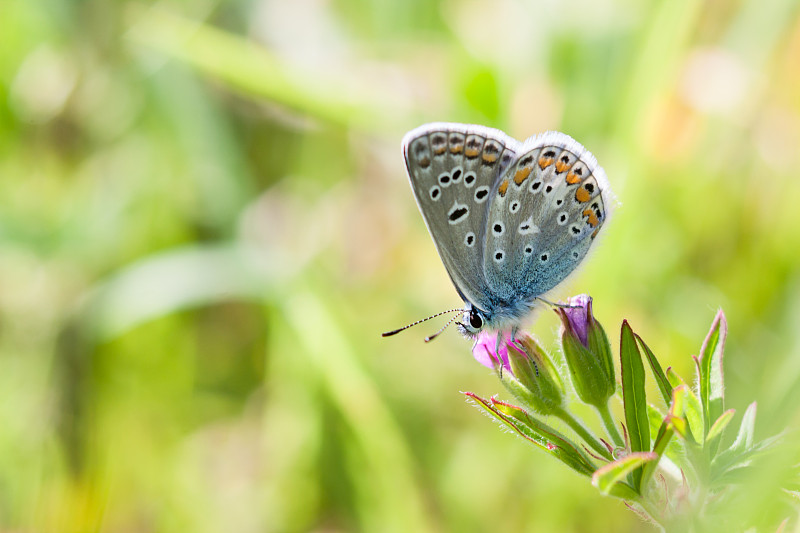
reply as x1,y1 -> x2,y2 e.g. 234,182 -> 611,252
635,333 -> 672,406
667,385 -> 697,445
465,393 -> 596,476
670,385 -> 687,418
620,322 -> 649,452
698,310 -> 727,437
706,409 -> 736,445
666,367 -> 687,389
683,384 -> 705,445
592,452 -> 658,495
711,433 -> 781,484
731,402 -> 757,452
666,372 -> 702,441
647,404 -> 684,459
640,418 -> 674,491
620,321 -> 649,491
668,415 -> 689,441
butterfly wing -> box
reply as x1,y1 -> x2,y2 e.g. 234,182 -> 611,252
402,123 -> 519,311
482,131 -> 611,303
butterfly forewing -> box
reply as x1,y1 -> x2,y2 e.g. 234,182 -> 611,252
403,123 -> 519,310
482,132 -> 610,301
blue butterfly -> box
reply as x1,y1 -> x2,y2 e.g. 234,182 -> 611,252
385,123 -> 612,341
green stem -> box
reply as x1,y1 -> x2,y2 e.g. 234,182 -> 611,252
598,401 -> 625,448
552,406 -> 611,460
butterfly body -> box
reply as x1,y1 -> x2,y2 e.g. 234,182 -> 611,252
401,123 -> 612,337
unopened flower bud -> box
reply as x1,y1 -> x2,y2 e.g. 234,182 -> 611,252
556,295 -> 615,408
473,331 -> 564,415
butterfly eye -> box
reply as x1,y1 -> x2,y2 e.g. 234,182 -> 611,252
469,310 -> 483,329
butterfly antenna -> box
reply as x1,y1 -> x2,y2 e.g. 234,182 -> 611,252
424,312 -> 460,343
382,308 -> 462,337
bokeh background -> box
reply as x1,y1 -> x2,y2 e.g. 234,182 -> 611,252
2,0 -> 800,531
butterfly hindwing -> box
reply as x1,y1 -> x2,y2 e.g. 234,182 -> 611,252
482,131 -> 610,302
403,123 -> 518,311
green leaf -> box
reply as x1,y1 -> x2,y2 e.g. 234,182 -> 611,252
647,404 -> 664,439
666,367 -> 687,389
731,402 -> 757,452
620,321 -> 650,491
465,393 -> 596,476
635,333 -> 672,406
669,385 -> 687,417
683,384 -> 705,445
697,310 -> 727,438
620,323 -> 649,449
667,385 -> 696,445
706,408 -> 736,445
640,418 -> 675,491
605,482 -> 641,500
592,452 -> 658,496
711,433 -> 781,485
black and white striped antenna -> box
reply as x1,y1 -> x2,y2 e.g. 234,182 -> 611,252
382,308 -> 462,340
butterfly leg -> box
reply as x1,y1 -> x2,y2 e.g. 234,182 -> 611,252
494,332 -> 505,378
536,296 -> 580,309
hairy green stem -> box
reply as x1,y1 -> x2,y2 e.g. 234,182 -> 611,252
598,401 -> 625,448
552,407 -> 611,460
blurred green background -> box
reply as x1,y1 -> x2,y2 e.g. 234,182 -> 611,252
2,0 -> 800,531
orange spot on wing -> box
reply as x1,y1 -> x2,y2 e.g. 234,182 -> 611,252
433,146 -> 446,155
575,187 -> 591,203
566,172 -> 581,184
556,160 -> 571,173
482,152 -> 498,164
450,144 -> 463,154
583,208 -> 600,227
498,180 -> 509,197
591,228 -> 599,239
465,147 -> 480,157
538,157 -> 554,169
514,167 -> 532,185
418,156 -> 431,168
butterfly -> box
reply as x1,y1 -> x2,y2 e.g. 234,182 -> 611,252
384,123 -> 612,342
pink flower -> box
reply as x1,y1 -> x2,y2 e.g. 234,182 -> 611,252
472,331 -> 514,374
